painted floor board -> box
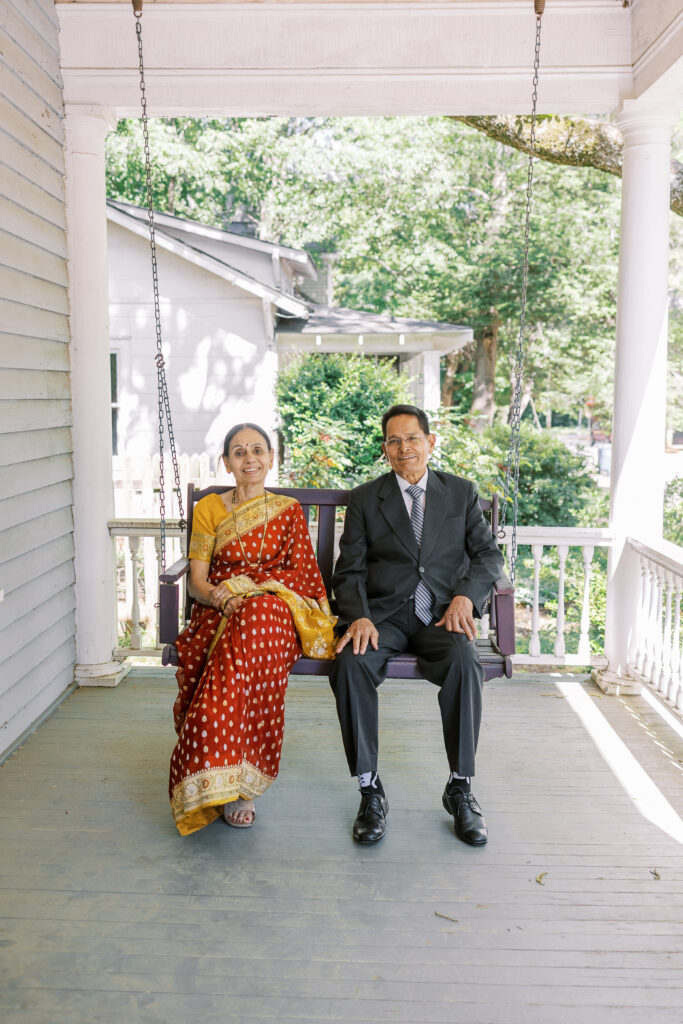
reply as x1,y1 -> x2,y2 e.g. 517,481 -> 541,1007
1,670 -> 682,1024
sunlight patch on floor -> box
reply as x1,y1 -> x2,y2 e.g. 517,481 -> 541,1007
556,680 -> 683,846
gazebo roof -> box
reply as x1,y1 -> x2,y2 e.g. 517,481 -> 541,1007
276,306 -> 473,355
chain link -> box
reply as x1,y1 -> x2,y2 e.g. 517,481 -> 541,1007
134,11 -> 186,571
499,12 -> 543,586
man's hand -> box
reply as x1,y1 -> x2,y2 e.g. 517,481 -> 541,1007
435,595 -> 476,641
336,617 -> 379,656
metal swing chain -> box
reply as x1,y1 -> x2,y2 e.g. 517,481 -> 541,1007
132,2 -> 186,572
499,6 -> 544,587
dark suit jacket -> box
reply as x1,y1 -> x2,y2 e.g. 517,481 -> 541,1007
332,468 -> 504,626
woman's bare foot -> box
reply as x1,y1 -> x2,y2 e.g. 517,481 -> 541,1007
222,798 -> 255,828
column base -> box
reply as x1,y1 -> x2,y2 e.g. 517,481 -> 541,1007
591,668 -> 642,697
76,660 -> 132,688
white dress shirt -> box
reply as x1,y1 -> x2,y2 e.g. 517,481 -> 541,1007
395,470 -> 428,517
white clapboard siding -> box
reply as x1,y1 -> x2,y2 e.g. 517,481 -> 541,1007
1,4 -> 61,84
0,299 -> 69,343
0,1 -> 74,758
0,128 -> 66,199
0,336 -> 69,372
1,534 -> 75,597
0,267 -> 70,315
0,507 -> 73,563
0,426 -> 72,466
0,197 -> 68,259
3,611 -> 76,701
0,453 -> 73,501
1,480 -> 73,536
0,645 -> 76,749
0,230 -> 69,287
0,20 -> 64,112
0,368 -> 72,401
1,575 -> 76,662
0,164 -> 68,232
0,398 -> 72,434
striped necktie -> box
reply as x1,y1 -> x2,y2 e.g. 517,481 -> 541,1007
407,483 -> 433,625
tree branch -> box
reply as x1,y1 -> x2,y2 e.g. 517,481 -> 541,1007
452,115 -> 683,217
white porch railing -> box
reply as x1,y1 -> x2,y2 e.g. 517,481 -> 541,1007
109,519 -> 184,657
109,519 -> 614,668
627,537 -> 683,710
499,527 -> 612,667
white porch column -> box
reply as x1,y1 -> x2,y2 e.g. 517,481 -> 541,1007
65,105 -> 127,686
598,102 -> 674,693
401,350 -> 441,411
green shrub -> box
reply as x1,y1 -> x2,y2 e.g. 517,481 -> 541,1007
664,476 -> 683,547
276,353 -> 412,486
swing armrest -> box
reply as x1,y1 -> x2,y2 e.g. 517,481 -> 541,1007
160,557 -> 190,584
492,572 -> 515,656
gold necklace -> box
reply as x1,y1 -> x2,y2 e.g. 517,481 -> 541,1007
231,489 -> 269,568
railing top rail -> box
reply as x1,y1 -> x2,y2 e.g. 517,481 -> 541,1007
499,526 -> 614,545
627,536 -> 683,577
109,519 -> 184,537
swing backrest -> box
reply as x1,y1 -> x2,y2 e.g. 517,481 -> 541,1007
183,484 -> 498,622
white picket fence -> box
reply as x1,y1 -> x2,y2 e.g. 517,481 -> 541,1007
113,451 -> 221,518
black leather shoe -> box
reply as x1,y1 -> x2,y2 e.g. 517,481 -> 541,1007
442,786 -> 488,846
352,793 -> 388,844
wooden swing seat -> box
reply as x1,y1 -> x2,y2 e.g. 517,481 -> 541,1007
159,485 -> 515,681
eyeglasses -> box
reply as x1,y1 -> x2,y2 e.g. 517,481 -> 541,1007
384,434 -> 428,450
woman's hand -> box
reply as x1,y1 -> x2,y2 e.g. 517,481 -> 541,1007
209,584 -> 246,618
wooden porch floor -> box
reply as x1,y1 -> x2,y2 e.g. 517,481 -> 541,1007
2,669 -> 683,1024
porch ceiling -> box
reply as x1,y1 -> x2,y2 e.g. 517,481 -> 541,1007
56,1 -> 683,118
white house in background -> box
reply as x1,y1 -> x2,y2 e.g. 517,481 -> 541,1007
107,199 -> 473,462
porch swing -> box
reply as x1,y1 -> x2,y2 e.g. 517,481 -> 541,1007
128,0 -> 547,679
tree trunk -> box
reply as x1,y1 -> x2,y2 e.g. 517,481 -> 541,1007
470,316 -> 501,430
440,343 -> 474,407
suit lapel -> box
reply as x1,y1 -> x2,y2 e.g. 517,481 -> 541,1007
420,469 -> 450,562
378,474 -> 419,558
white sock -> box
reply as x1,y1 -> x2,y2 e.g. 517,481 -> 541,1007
449,772 -> 471,785
358,771 -> 378,790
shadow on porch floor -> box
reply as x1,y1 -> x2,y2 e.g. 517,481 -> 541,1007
1,670 -> 683,1024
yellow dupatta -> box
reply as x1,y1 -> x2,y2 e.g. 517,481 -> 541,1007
205,493 -> 337,662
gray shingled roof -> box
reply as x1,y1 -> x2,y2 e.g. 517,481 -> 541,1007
276,306 -> 469,335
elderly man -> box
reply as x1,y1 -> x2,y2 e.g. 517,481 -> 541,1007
330,404 -> 504,845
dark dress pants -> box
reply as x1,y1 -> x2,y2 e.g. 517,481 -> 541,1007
329,600 -> 484,778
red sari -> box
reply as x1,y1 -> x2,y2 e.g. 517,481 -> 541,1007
169,491 -> 334,836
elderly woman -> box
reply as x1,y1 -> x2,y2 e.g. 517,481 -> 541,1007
169,423 -> 336,836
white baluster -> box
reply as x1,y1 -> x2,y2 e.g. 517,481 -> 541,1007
670,577 -> 682,709
661,570 -> 674,698
650,564 -> 664,690
671,581 -> 683,708
128,535 -> 142,649
634,557 -> 651,675
634,554 -> 650,674
554,544 -> 568,658
480,609 -> 490,639
577,544 -> 594,662
529,543 -> 543,658
643,559 -> 658,679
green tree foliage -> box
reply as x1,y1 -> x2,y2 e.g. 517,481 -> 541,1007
275,354 -> 412,487
664,477 -> 683,547
106,116 -> 621,424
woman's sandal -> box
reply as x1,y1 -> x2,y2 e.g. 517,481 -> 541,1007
222,798 -> 256,828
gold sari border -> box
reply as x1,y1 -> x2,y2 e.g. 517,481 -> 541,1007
172,760 -> 274,836
214,491 -> 297,554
